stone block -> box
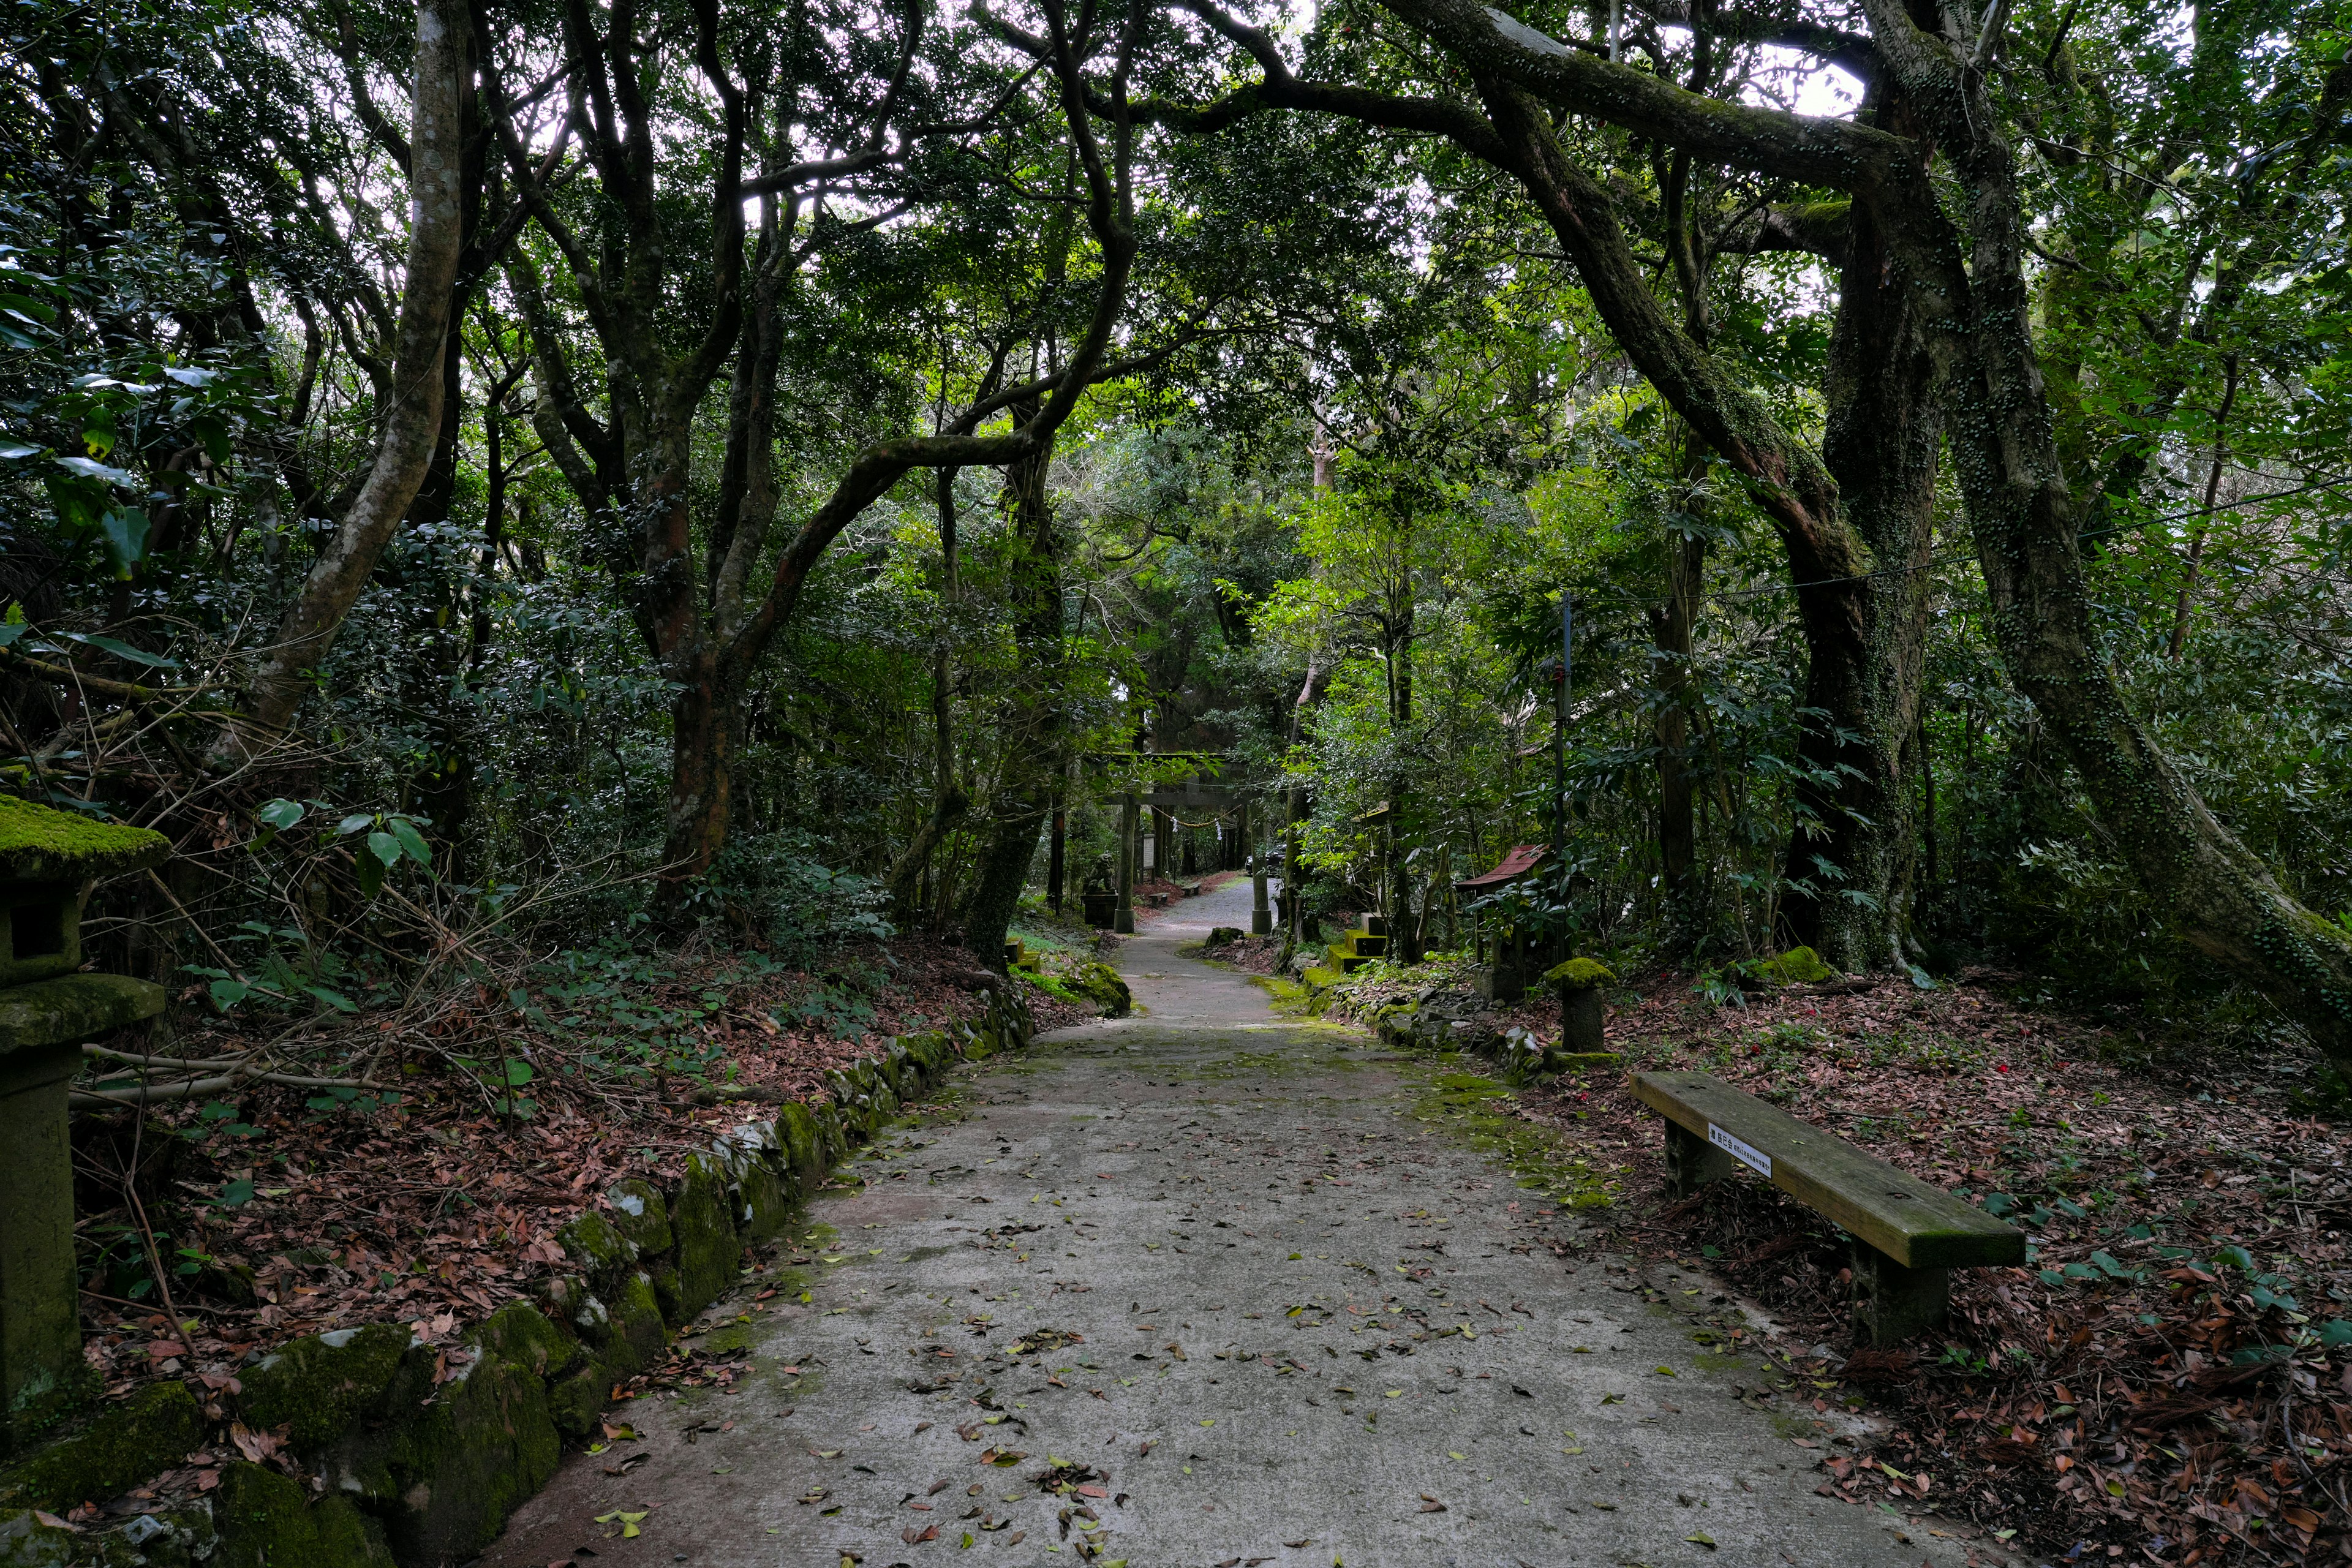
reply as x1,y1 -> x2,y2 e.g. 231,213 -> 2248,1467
663,1154 -> 740,1323
1562,987 -> 1605,1053
211,1460 -> 392,1568
1072,964 -> 1130,1017
0,1380 -> 202,1512
602,1180 -> 672,1256
554,1209 -> 636,1295
322,1303 -> 564,1563
237,1322 -> 410,1451
774,1101 -> 822,1181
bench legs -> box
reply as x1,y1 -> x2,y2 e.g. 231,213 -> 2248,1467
1850,1249 -> 1950,1344
1664,1121 -> 1735,1197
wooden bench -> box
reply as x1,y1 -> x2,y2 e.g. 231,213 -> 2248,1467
1630,1071 -> 2025,1344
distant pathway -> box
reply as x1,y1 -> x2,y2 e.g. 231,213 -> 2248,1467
486,881 -> 1978,1566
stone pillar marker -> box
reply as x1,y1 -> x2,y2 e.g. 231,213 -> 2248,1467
0,796 -> 169,1457
1113,791 -> 1136,934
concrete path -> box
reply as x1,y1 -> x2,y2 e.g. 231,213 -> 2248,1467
486,883 -> 1985,1568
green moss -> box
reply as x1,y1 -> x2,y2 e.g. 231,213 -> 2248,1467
554,1208 -> 635,1293
211,1462 -> 391,1568
0,796 -> 169,881
353,1306 -> 563,1562
569,1270 -> 666,1390
1411,1063 -> 1618,1211
733,1144 -> 795,1242
773,1101 -> 822,1179
477,1300 -> 575,1381
1762,946 -> 1839,984
0,1381 -> 202,1512
1541,957 -> 1616,989
238,1322 -> 411,1450
0,1508 -> 75,1567
602,1179 -> 672,1256
663,1153 -> 741,1323
84,1502 -> 216,1566
1072,963 -> 1132,1017
0,973 -> 165,1050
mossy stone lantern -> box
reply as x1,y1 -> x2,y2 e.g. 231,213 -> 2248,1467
0,795 -> 168,1455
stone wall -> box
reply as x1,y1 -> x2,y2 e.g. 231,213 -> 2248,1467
0,990 -> 1033,1567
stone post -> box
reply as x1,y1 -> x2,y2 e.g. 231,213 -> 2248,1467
1114,791 -> 1136,934
0,797 -> 169,1456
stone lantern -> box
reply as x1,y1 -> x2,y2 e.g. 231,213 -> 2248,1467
0,796 -> 168,1456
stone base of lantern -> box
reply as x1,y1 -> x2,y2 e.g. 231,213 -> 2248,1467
1,973 -> 165,1455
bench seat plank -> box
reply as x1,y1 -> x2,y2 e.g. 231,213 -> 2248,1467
1630,1070 -> 2025,1270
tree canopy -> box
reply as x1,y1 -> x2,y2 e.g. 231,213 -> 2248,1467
4,0 -> 2350,1060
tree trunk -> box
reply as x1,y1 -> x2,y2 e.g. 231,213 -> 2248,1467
963,420 -> 1062,971
221,0 -> 469,758
1649,524 -> 1703,951
1778,108 -> 1940,974
1847,0 -> 2352,1053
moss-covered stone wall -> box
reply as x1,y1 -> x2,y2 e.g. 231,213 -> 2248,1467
0,989 -> 1035,1566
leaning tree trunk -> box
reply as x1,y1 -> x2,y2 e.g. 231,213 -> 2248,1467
1847,0 -> 2352,1053
219,0 -> 467,760
1471,78 -> 1928,973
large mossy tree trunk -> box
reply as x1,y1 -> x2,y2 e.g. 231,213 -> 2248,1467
963,418 -> 1063,973
1844,0 -> 2352,1055
1774,97 -> 1940,974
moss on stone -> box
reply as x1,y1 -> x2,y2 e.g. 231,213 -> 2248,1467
211,1461 -> 391,1568
1541,957 -> 1616,990
732,1145 -> 794,1242
86,1502 -> 216,1566
1072,963 -> 1131,1017
477,1300 -> 575,1382
1762,946 -> 1839,984
665,1154 -> 741,1323
0,796 -> 169,882
1547,1050 -> 1623,1075
0,1380 -> 202,1512
0,973 -> 166,1050
543,1366 -> 603,1439
771,1101 -> 818,1178
0,1509 -> 75,1567
600,1273 -> 667,1379
555,1208 -> 635,1292
810,1103 -> 848,1161
356,1311 -> 562,1562
602,1179 -> 672,1256
237,1322 -> 410,1451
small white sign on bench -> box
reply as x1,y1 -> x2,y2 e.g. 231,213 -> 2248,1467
1708,1122 -> 1771,1178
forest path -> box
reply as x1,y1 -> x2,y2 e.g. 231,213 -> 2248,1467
483,888 -> 1980,1568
